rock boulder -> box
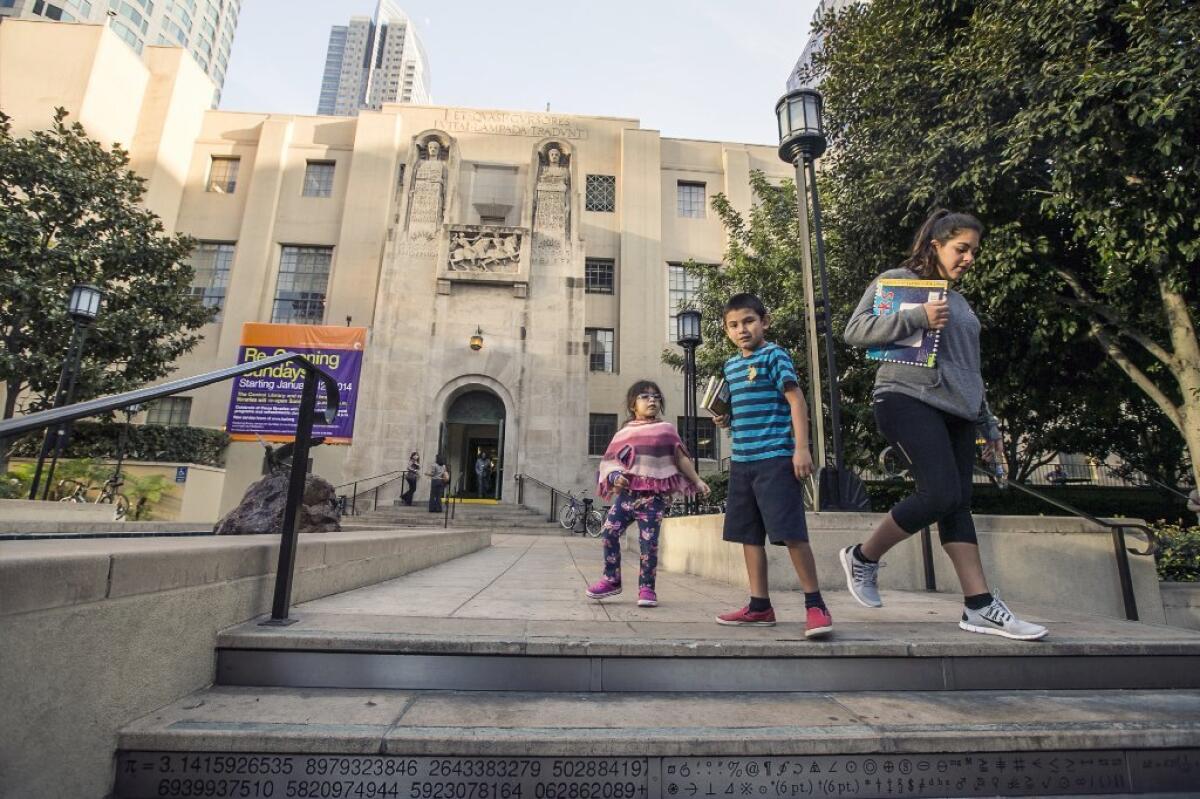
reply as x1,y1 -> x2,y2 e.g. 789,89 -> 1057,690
214,472 -> 341,535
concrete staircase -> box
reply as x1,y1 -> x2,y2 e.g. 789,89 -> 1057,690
343,500 -> 566,535
114,535 -> 1200,798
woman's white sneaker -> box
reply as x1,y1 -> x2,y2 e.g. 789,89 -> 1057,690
959,597 -> 1048,641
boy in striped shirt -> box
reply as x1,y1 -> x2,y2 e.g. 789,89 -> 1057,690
713,293 -> 832,637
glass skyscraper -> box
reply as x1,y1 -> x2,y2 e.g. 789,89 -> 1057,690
0,0 -> 240,105
317,0 -> 431,116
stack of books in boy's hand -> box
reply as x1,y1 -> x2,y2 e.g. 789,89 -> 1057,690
700,376 -> 730,417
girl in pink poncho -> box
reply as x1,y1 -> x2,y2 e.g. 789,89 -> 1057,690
585,380 -> 710,607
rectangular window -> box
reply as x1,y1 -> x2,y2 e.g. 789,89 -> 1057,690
588,414 -> 618,457
187,242 -> 234,314
206,156 -> 239,193
678,416 -> 718,461
145,397 -> 192,427
585,258 -> 615,295
479,215 -> 506,226
585,174 -> 616,212
271,245 -> 332,325
302,161 -> 335,198
668,263 -> 704,342
677,181 -> 706,218
586,328 -> 615,373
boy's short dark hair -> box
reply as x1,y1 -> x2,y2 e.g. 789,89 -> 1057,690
722,293 -> 768,322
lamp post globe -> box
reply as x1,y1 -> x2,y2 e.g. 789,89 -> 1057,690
776,88 -> 827,165
67,283 -> 103,324
677,308 -> 702,347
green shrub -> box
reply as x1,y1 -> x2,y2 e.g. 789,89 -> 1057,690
1152,523 -> 1200,583
9,421 -> 229,467
704,470 -> 730,504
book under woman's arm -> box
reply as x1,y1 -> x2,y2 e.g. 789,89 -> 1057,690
843,278 -> 931,348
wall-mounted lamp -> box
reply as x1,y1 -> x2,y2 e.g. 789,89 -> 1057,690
469,327 -> 484,351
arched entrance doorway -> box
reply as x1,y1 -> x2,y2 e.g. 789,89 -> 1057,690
442,389 -> 505,500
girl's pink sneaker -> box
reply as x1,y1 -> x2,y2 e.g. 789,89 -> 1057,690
637,587 -> 658,607
585,577 -> 621,600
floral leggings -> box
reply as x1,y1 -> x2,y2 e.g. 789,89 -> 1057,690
601,491 -> 670,588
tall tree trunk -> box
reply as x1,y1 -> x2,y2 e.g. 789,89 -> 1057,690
0,379 -> 21,474
1161,280 -> 1200,489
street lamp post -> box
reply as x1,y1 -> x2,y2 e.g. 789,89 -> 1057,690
29,284 -> 103,500
677,309 -> 702,514
775,88 -> 851,509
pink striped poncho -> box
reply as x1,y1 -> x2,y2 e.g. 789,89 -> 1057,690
595,419 -> 695,500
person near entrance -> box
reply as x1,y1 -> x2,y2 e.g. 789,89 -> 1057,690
401,451 -> 420,506
586,380 -> 710,609
841,209 -> 1047,641
475,450 -> 491,498
427,455 -> 449,513
712,293 -> 833,638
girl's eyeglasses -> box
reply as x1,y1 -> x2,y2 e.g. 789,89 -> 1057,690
637,393 -> 663,402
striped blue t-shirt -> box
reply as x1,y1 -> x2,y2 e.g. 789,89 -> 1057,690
723,342 -> 800,462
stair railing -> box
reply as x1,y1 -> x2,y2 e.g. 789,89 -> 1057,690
444,472 -> 465,528
334,470 -> 407,515
513,473 -> 570,522
973,465 -> 1157,622
0,352 -> 339,625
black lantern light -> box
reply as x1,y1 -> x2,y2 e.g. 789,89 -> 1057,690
67,284 -> 103,323
676,309 -> 703,512
30,283 -> 104,499
775,88 -> 867,510
676,308 -> 702,347
776,88 -> 826,163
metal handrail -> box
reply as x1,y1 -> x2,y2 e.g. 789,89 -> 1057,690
334,470 -> 405,490
514,473 -> 572,522
334,470 -> 407,515
0,351 -> 340,625
973,465 -> 1156,621
444,472 -> 465,528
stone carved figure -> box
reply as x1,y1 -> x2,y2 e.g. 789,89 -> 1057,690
533,145 -> 570,249
448,229 -> 521,273
407,138 -> 448,239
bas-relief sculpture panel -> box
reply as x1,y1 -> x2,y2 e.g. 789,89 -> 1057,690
447,228 -> 522,273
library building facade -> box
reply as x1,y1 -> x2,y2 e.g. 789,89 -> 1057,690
1,19 -> 792,513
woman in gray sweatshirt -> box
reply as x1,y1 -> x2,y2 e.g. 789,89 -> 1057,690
840,209 -> 1047,641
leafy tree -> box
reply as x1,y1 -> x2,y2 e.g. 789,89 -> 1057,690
0,109 -> 213,467
810,0 -> 1199,485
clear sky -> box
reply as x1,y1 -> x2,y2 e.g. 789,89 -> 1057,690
219,0 -> 821,146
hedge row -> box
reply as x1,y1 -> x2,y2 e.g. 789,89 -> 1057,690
8,420 -> 230,467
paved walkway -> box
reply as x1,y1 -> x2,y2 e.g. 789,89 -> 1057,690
270,533 -> 1195,653
296,532 -> 962,624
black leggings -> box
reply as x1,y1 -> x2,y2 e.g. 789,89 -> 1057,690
874,392 -> 978,545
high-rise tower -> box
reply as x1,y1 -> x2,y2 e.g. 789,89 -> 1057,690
0,0 -> 240,104
317,0 -> 431,116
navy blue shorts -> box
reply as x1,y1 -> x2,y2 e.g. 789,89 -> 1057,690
722,456 -> 809,546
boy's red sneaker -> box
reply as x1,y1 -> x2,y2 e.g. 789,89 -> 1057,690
716,605 -> 776,626
805,606 -> 833,638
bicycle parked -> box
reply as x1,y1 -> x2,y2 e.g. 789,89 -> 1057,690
57,476 -> 131,520
559,490 -> 603,537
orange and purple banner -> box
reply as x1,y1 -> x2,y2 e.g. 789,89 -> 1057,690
226,323 -> 367,444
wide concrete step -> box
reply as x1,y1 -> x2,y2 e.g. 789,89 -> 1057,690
214,611 -> 1200,694
115,686 -> 1200,797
